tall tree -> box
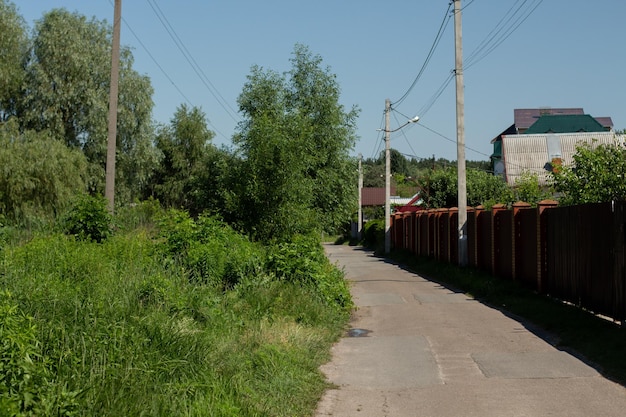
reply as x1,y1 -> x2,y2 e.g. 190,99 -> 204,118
232,45 -> 359,241
20,9 -> 156,204
0,0 -> 28,121
152,104 -> 215,213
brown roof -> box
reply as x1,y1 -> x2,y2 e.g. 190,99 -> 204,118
514,108 -> 584,130
362,187 -> 396,206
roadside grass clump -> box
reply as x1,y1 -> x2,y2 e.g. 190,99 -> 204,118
0,206 -> 352,416
266,233 -> 353,313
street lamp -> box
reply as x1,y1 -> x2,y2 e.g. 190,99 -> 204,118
377,98 -> 419,254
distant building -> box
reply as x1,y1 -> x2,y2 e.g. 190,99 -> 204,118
490,108 -> 618,185
498,131 -> 624,185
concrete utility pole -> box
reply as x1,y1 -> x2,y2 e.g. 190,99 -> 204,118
105,0 -> 121,214
454,0 -> 468,266
384,98 -> 392,254
358,153 -> 363,240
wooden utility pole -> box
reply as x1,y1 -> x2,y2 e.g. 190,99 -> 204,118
384,98 -> 391,254
358,153 -> 363,240
454,0 -> 468,266
105,0 -> 121,213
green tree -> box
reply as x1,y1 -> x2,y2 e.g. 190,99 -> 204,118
511,171 -> 550,206
550,142 -> 626,206
231,45 -> 358,241
152,104 -> 215,213
20,8 -> 156,204
418,166 -> 509,209
0,120 -> 88,223
0,0 -> 28,121
362,161 -> 385,187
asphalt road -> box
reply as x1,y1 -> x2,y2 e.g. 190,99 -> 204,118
316,244 -> 626,417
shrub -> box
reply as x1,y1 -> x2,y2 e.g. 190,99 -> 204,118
60,194 -> 112,243
362,218 -> 384,250
156,210 -> 264,289
266,234 -> 352,312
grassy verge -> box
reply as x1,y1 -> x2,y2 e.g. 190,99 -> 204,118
389,250 -> 626,386
0,211 -> 352,416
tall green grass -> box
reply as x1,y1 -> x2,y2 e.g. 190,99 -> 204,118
0,209 -> 351,416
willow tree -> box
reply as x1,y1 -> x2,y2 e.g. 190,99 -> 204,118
231,45 -> 359,242
20,8 -> 157,204
0,0 -> 28,121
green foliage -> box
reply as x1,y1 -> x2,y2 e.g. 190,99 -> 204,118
419,166 -> 509,208
266,234 -> 353,312
362,219 -> 385,251
0,290 -> 79,416
511,171 -> 551,206
16,7 -> 156,205
114,197 -> 162,232
232,44 -> 358,241
151,105 -> 215,214
60,194 -> 112,243
156,210 -> 265,289
550,142 -> 626,206
0,121 -> 88,224
0,0 -> 28,121
0,211 -> 351,415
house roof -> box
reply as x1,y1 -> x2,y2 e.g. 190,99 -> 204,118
525,114 -> 605,134
491,107 -> 615,148
361,187 -> 396,206
514,108 -> 584,130
500,131 -> 625,185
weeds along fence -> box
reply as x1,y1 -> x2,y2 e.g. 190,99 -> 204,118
391,200 -> 626,323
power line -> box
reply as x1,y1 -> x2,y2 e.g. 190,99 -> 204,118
391,2 -> 453,107
107,0 -> 229,139
388,0 -> 543,163
146,0 -> 240,123
465,0 -> 544,70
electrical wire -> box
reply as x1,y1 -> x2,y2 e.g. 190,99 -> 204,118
465,0 -> 543,70
391,2 -> 453,107
106,0 -> 229,139
146,0 -> 241,123
387,0 -> 543,165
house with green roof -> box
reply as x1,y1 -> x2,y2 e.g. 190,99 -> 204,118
490,108 -> 616,184
524,114 -> 606,134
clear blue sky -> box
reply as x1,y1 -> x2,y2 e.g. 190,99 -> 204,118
16,1 -> 626,162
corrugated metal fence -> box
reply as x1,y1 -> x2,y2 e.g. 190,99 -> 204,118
391,200 -> 626,322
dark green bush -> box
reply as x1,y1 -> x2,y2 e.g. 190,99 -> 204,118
156,210 -> 264,289
266,234 -> 352,312
60,194 -> 112,243
362,218 -> 384,250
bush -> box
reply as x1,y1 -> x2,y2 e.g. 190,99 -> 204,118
362,218 -> 384,250
266,234 -> 352,312
60,194 -> 112,243
156,210 -> 264,289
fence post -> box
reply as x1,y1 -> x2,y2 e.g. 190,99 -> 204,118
512,201 -> 532,283
537,200 -> 559,293
467,206 -> 476,267
492,204 -> 508,276
611,201 -> 626,324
